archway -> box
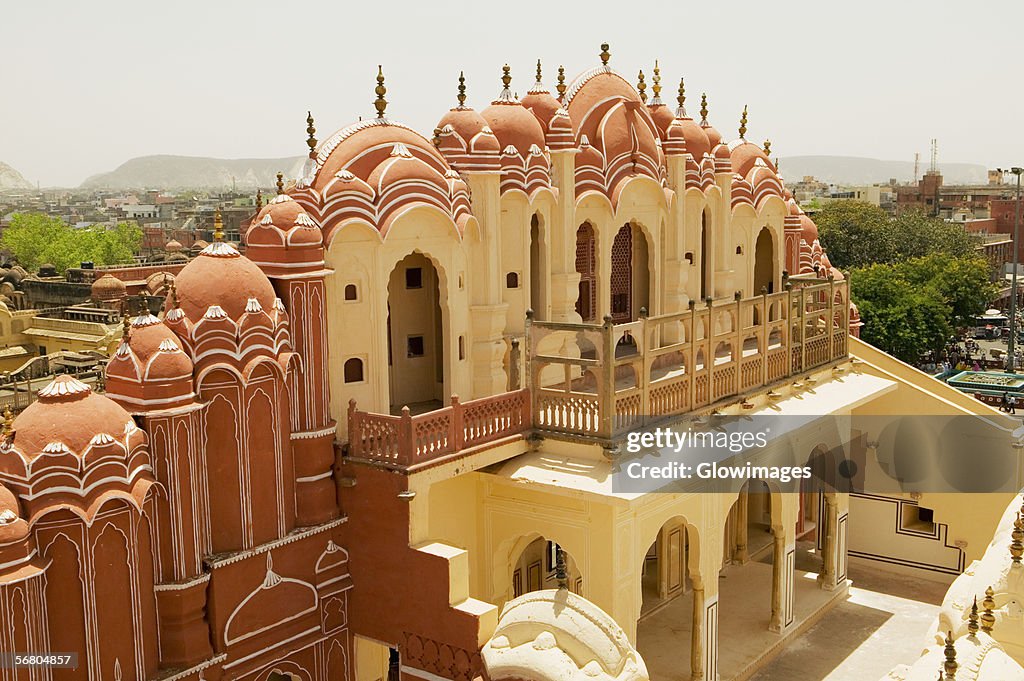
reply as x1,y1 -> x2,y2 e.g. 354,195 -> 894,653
754,226 -> 774,295
609,222 -> 651,324
511,536 -> 582,597
387,253 -> 444,412
575,223 -> 597,322
641,518 -> 691,616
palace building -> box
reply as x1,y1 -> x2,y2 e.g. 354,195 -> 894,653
0,44 -> 1019,681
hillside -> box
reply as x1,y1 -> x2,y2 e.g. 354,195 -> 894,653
80,154 -> 306,190
778,155 -> 989,186
0,162 -> 32,190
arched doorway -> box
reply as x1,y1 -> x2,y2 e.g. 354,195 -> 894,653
575,223 -> 597,322
387,253 -> 444,412
511,536 -> 582,597
700,210 -> 710,300
754,226 -> 774,295
641,518 -> 691,616
530,214 -> 547,320
609,222 -> 651,324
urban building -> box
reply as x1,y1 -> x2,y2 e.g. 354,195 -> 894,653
0,46 -> 1017,681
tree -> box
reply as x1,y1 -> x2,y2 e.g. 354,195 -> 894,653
815,201 -> 977,269
0,213 -> 142,273
900,253 -> 995,330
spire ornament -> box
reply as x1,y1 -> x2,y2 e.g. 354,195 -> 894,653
599,43 -> 610,66
650,60 -> 662,104
1011,512 -> 1024,564
255,187 -> 263,211
457,71 -> 467,108
276,172 -> 284,195
636,70 -> 647,103
739,105 -> 748,140
968,597 -> 980,638
676,77 -> 687,117
763,139 -> 772,157
1,406 -> 13,440
700,93 -> 709,125
213,208 -> 224,243
943,631 -> 957,679
374,65 -> 388,118
981,586 -> 996,633
535,59 -> 543,87
306,111 -> 317,159
556,65 -> 567,101
496,64 -> 514,102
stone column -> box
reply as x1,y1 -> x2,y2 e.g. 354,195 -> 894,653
691,584 -> 719,681
769,531 -> 795,633
819,493 -> 848,590
734,493 -> 749,564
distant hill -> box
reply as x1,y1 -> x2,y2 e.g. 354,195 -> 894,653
0,162 -> 32,190
81,154 -> 306,190
778,156 -> 989,186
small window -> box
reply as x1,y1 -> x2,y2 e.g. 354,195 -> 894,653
506,272 -> 520,289
343,358 -> 364,383
735,245 -> 743,255
458,335 -> 465,360
344,284 -> 358,301
406,267 -> 422,289
900,504 -> 936,533
407,335 -> 425,358
684,252 -> 694,264
458,273 -> 464,289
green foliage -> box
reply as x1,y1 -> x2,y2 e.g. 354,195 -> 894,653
0,213 -> 141,273
815,201 -> 977,270
850,254 -> 995,363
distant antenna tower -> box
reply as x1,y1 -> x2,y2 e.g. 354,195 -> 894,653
914,152 -> 920,180
930,138 -> 938,173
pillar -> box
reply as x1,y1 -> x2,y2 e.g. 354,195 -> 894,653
734,493 -> 749,564
769,531 -> 795,633
691,583 -> 719,681
819,493 -> 849,590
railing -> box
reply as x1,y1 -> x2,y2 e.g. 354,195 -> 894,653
348,389 -> 531,468
527,275 -> 850,441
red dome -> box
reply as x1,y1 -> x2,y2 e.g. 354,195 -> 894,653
173,243 -> 277,322
246,194 -> 323,249
730,141 -> 772,176
799,214 -> 819,242
11,376 -> 137,460
481,102 -> 545,157
670,117 -> 710,160
649,104 -> 675,138
702,122 -> 722,148
521,90 -> 563,134
91,274 -> 126,302
437,108 -> 501,155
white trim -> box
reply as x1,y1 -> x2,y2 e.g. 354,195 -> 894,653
296,470 -> 334,483
204,517 -> 347,569
221,625 -> 320,669
401,665 -> 451,681
154,573 -> 211,591
290,425 -> 338,441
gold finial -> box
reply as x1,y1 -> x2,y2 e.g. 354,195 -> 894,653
535,59 -> 543,86
981,586 -> 996,633
374,65 -> 388,118
501,64 -> 512,90
676,77 -> 687,116
739,105 -> 748,140
432,127 -> 442,147
636,70 -> 647,103
213,208 -> 224,243
968,597 -> 980,638
556,65 -> 567,101
121,299 -> 131,341
1012,512 -> 1024,564
276,172 -> 284,195
169,277 -> 179,309
700,93 -> 709,125
255,187 -> 263,211
775,157 -> 780,172
457,71 -> 467,108
651,60 -> 662,101
306,111 -> 317,159
599,43 -> 610,66
943,631 -> 957,679
763,139 -> 772,157
1,405 -> 13,439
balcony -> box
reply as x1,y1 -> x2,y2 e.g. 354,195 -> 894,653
347,276 -> 850,469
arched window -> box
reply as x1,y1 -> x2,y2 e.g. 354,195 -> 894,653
344,358 -> 364,383
344,284 -> 358,301
506,272 -> 520,289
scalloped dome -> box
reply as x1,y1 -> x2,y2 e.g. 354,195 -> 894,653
702,121 -> 722,148
669,117 -> 710,160
108,314 -> 193,383
246,194 -> 323,248
436,108 -> 500,154
11,376 -> 137,460
91,274 -> 126,301
481,102 -> 546,157
165,239 -> 183,253
729,140 -> 772,176
173,242 -> 277,322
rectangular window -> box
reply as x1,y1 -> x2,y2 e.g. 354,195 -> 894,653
405,267 -> 422,289
407,335 -> 425,358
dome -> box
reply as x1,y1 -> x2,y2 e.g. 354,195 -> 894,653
165,239 -> 183,253
481,101 -> 546,158
173,241 -> 277,322
729,140 -> 772,176
669,117 -> 710,160
649,103 -> 675,138
521,71 -> 563,134
11,375 -> 137,461
564,67 -> 642,127
110,314 -> 193,382
702,121 -> 722,148
91,274 -> 126,302
799,214 -> 819,242
191,239 -> 209,251
482,589 -> 649,681
246,194 -> 323,249
436,107 -> 501,156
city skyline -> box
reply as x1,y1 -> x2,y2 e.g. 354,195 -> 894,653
4,0 -> 1023,187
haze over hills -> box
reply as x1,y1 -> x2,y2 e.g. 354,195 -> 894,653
66,153 -> 994,191
0,162 -> 32,190
777,156 -> 989,186
80,154 -> 306,190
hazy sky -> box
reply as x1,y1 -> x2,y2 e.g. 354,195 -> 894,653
4,0 -> 1023,187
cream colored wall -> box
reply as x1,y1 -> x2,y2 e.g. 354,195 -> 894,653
354,636 -> 390,681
